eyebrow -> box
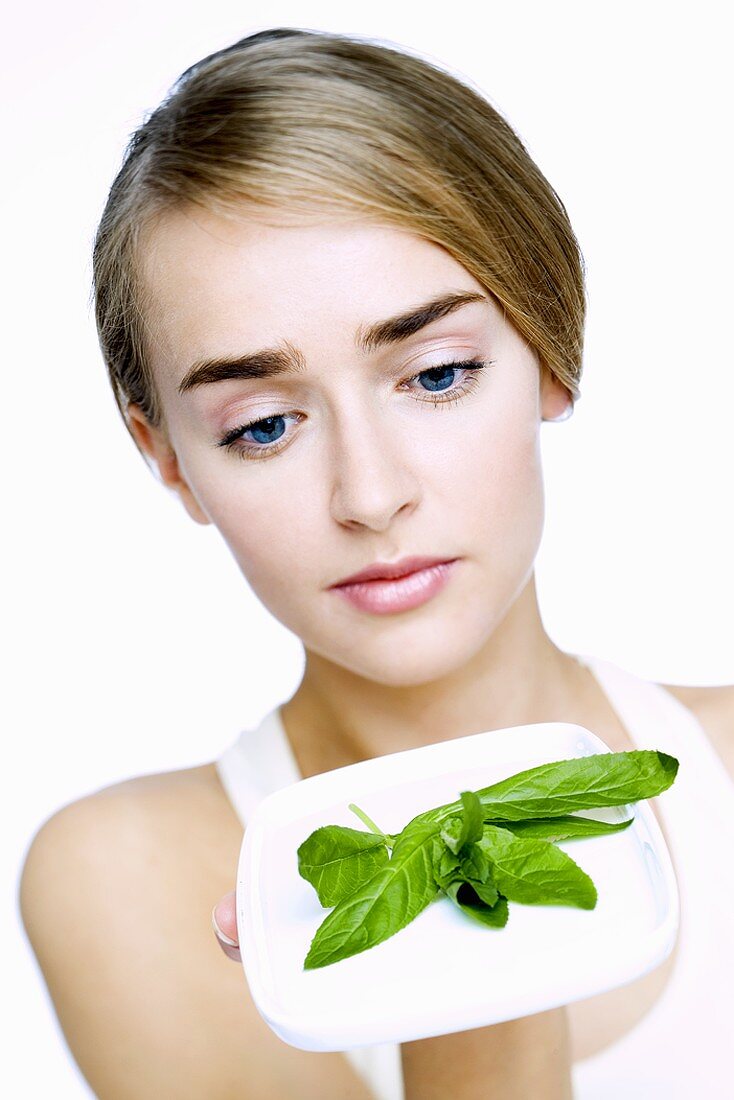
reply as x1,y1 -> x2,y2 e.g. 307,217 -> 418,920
176,290 -> 489,396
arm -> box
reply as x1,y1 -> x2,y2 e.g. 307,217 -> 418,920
19,792 -> 269,1099
400,1008 -> 573,1100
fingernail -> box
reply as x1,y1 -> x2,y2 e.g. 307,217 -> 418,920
211,905 -> 238,948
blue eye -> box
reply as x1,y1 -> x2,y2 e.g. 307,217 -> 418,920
218,411 -> 300,455
218,357 -> 494,461
410,361 -> 481,396
245,416 -> 288,446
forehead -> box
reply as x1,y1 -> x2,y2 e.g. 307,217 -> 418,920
137,205 -> 489,385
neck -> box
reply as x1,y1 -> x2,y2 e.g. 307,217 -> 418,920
279,573 -> 588,778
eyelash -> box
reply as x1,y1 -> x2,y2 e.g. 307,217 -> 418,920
217,357 -> 495,461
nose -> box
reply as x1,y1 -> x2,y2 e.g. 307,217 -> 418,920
328,403 -> 421,532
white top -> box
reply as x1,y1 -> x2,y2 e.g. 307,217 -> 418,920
215,655 -> 734,1100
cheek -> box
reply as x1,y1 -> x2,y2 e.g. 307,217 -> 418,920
193,463 -> 323,617
444,393 -> 543,517
440,399 -> 544,551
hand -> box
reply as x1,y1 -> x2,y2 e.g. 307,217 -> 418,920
211,890 -> 241,961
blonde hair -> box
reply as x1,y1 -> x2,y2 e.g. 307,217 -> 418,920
92,26 -> 586,469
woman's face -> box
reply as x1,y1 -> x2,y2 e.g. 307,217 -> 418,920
132,206 -> 569,686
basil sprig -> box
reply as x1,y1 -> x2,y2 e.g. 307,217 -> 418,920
297,749 -> 678,969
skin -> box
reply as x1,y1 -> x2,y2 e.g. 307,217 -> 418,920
130,202 -> 578,777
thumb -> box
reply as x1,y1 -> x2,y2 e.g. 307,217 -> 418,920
212,890 -> 241,962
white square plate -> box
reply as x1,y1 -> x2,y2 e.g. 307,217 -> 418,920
235,721 -> 679,1051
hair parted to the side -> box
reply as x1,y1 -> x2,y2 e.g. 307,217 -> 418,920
91,26 -> 586,471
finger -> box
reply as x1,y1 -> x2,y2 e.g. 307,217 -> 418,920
212,891 -> 241,962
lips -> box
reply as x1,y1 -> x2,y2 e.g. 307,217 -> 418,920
330,555 -> 458,587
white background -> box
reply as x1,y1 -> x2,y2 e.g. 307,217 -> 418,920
4,1 -> 732,1094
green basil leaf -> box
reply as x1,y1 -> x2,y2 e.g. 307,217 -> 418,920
476,824 -> 597,908
469,875 -> 501,905
490,814 -> 635,842
443,880 -> 508,927
460,841 -> 491,884
439,813 -> 464,855
474,751 -> 678,821
439,790 -> 485,855
303,819 -> 441,969
432,837 -> 493,891
297,825 -> 390,907
432,839 -> 462,886
458,789 -> 484,846
405,750 -> 679,830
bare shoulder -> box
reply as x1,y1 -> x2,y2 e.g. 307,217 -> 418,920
17,764 -> 278,1099
21,761 -> 245,914
656,680 -> 734,780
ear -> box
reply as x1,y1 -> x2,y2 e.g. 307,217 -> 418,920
127,403 -> 211,526
539,364 -> 573,421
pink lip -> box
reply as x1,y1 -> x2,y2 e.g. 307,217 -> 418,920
329,559 -> 460,615
330,555 -> 457,587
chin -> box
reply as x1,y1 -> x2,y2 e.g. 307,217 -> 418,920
309,620 -> 493,688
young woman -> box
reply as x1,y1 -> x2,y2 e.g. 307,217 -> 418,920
20,26 -> 733,1100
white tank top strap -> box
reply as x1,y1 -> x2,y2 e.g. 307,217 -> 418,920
344,1043 -> 405,1100
576,651 -> 734,812
215,706 -> 299,828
